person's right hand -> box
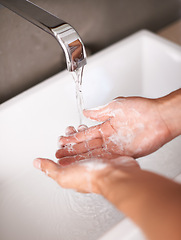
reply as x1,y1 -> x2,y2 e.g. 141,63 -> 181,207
56,96 -> 172,165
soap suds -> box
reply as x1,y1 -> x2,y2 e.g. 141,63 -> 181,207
45,169 -> 50,176
79,159 -> 108,171
64,143 -> 76,153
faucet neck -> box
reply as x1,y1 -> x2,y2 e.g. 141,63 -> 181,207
0,0 -> 87,71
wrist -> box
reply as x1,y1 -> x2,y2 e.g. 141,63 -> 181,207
95,166 -> 140,210
156,89 -> 181,140
96,166 -> 181,240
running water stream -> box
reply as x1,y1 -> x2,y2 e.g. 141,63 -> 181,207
71,66 -> 85,125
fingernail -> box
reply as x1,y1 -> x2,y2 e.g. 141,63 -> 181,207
33,158 -> 41,170
65,126 -> 76,136
78,124 -> 88,132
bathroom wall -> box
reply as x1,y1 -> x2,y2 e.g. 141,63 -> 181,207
0,0 -> 180,103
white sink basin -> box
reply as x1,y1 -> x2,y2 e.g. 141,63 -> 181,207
0,30 -> 181,240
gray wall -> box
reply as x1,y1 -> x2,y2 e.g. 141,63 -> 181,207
0,0 -> 181,103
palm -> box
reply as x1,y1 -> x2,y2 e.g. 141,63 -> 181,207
100,97 -> 168,157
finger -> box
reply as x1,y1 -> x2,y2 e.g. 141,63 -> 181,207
77,124 -> 88,132
65,126 -> 77,136
33,158 -> 61,181
33,158 -> 92,193
58,121 -> 114,147
58,155 -> 87,166
83,102 -> 114,122
58,148 -> 120,166
56,138 -> 103,158
58,125 -> 102,146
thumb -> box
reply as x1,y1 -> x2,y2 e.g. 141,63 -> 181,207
83,102 -> 113,122
33,158 -> 60,181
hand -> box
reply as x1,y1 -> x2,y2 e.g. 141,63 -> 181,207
33,156 -> 139,194
33,155 -> 181,240
56,97 -> 171,164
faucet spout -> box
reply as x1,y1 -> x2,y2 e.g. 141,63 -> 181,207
0,0 -> 87,71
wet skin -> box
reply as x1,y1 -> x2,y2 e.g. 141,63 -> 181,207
34,89 -> 181,240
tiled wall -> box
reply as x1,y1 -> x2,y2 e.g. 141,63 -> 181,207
0,0 -> 180,103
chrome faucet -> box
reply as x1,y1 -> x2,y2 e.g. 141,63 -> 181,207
0,0 -> 87,72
